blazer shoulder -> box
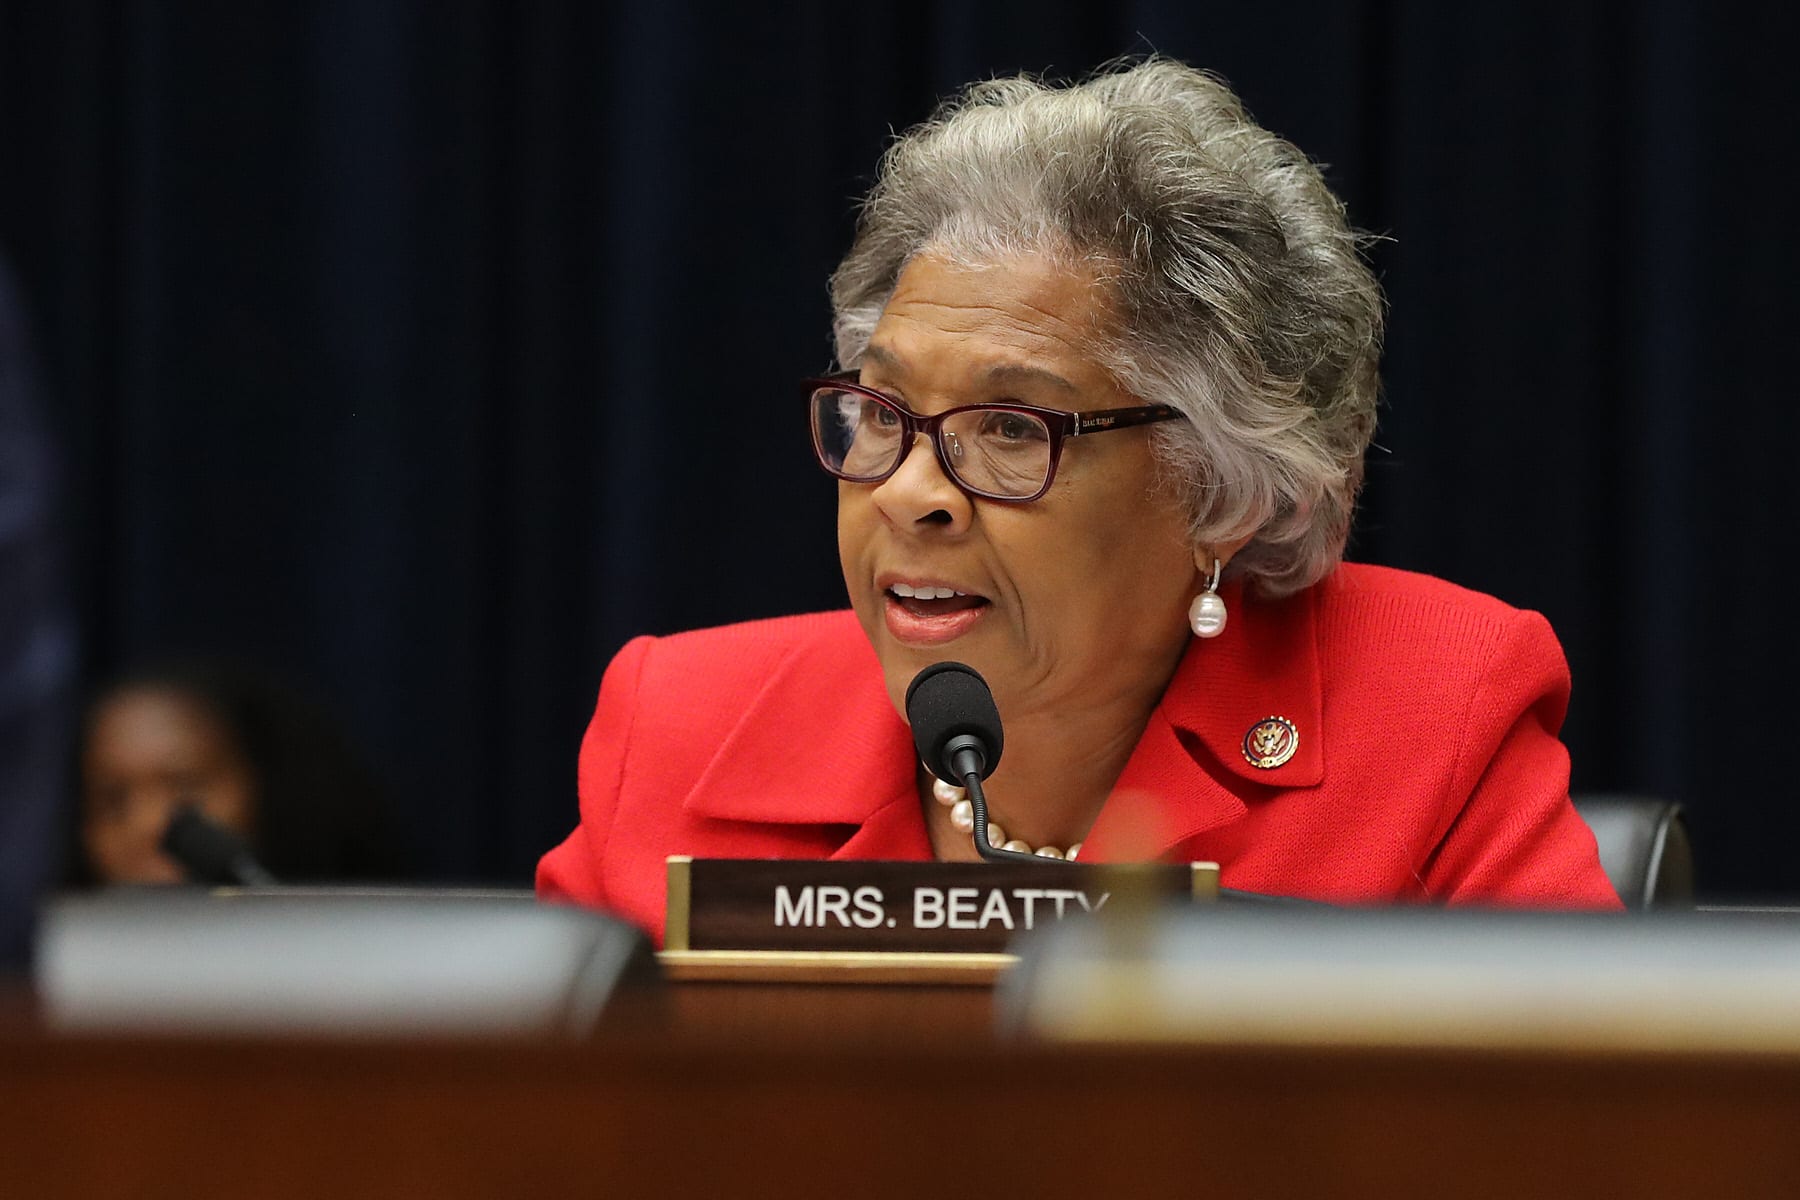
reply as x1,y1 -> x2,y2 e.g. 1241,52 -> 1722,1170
1317,562 -> 1568,694
617,609 -> 873,722
636,608 -> 865,673
1327,561 -> 1526,613
1325,562 -> 1555,639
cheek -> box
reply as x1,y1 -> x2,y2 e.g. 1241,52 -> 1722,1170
1020,487 -> 1193,636
83,810 -> 181,883
82,817 -> 127,861
201,780 -> 257,837
836,491 -> 877,594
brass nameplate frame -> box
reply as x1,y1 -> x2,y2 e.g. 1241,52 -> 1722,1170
664,857 -> 1219,954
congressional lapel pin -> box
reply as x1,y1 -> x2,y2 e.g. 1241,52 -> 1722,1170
1242,716 -> 1299,769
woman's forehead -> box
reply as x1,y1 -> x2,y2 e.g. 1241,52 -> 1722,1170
87,688 -> 234,765
866,254 -> 1116,389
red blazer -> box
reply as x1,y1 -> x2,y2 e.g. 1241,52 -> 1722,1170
539,563 -> 1621,943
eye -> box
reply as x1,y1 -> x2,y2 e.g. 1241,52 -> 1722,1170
981,411 -> 1048,443
867,400 -> 903,428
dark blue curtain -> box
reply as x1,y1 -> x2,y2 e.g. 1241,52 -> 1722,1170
3,1 -> 1794,894
0,255 -> 74,967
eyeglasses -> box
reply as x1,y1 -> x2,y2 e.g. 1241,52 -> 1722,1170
806,378 -> 1186,503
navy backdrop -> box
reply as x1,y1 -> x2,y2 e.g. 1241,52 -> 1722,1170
2,2 -> 1795,894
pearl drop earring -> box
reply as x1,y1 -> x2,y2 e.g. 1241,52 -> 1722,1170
1188,557 -> 1227,639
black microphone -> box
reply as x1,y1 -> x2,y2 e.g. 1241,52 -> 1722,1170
906,662 -> 1054,866
906,661 -> 1003,785
904,666 -> 1328,896
160,804 -> 278,887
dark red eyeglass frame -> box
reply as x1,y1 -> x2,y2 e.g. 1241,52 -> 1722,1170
805,377 -> 1187,504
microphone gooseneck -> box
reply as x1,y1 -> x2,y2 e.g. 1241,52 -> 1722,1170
905,661 -> 1058,866
160,804 -> 279,887
903,664 -> 1325,896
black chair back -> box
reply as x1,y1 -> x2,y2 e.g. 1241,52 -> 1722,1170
1571,795 -> 1694,909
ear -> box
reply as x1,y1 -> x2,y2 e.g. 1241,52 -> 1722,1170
1193,534 -> 1255,577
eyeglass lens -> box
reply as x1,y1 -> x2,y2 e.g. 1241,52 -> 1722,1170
811,387 -> 1053,499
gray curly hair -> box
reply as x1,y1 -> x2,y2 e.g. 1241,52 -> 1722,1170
829,58 -> 1384,597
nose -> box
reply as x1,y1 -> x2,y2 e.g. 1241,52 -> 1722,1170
871,432 -> 973,531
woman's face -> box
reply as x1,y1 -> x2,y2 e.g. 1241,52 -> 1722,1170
838,252 -> 1202,728
81,687 -> 257,884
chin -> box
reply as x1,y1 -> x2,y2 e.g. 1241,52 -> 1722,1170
874,643 -> 933,714
878,640 -> 1002,715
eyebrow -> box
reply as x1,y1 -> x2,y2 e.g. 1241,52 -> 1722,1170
860,343 -> 1079,395
982,362 -> 1078,395
860,343 -> 900,371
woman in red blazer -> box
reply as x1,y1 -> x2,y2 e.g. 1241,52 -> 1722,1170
539,60 -> 1619,940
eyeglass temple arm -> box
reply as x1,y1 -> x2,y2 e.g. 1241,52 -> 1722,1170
1070,405 -> 1183,435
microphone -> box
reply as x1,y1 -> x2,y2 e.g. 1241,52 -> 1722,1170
905,662 -> 1054,866
160,804 -> 279,887
906,661 -> 1003,787
904,665 -> 1327,898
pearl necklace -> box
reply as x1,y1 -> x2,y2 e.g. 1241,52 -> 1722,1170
929,776 -> 1082,861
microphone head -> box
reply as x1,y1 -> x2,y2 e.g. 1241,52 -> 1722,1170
905,661 -> 1004,784
160,804 -> 259,886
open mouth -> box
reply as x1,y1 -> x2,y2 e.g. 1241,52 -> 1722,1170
882,582 -> 992,645
886,582 -> 990,617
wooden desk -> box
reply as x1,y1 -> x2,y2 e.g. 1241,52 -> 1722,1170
6,1025 -> 1800,1199
16,918 -> 1800,1200
658,949 -> 1006,1039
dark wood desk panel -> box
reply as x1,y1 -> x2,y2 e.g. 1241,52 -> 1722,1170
6,1029 -> 1800,1200
659,950 -> 1004,1039
667,979 -> 994,1039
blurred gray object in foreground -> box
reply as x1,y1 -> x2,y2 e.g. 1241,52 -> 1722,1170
999,907 -> 1800,1053
36,890 -> 658,1038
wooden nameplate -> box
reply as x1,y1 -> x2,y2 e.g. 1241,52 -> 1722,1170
663,856 -> 1219,956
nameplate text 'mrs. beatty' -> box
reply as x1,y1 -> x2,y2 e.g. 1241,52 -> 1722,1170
664,857 -> 1216,953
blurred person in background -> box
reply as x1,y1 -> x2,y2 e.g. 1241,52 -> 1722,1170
72,660 -> 407,886
0,253 -> 75,971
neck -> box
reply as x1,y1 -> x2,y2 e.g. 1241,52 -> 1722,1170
927,649 -> 1188,858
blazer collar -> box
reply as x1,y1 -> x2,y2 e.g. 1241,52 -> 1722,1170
684,581 -> 1325,857
1162,578 -> 1324,789
682,627 -> 916,827
1083,579 -> 1324,857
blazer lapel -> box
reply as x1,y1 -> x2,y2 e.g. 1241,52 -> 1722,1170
681,624 -> 920,837
1085,580 -> 1325,860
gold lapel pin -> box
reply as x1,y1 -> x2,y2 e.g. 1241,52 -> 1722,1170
1242,716 -> 1299,769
